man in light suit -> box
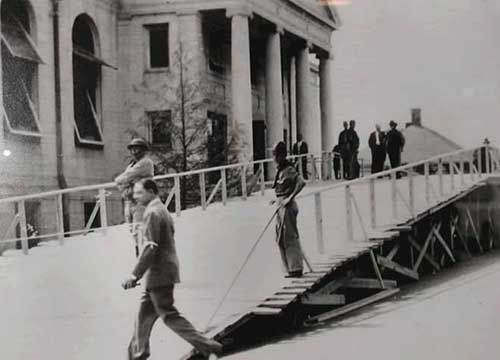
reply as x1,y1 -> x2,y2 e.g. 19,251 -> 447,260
122,179 -> 222,360
368,124 -> 387,174
115,138 -> 154,256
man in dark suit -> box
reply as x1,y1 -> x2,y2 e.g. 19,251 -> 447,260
386,121 -> 405,178
347,120 -> 360,179
122,179 -> 222,360
338,121 -> 351,179
292,133 -> 309,180
368,124 -> 387,174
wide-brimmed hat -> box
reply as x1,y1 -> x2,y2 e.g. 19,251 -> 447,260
389,120 -> 397,127
127,138 -> 149,149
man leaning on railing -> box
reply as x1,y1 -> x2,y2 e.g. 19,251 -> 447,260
114,138 -> 154,256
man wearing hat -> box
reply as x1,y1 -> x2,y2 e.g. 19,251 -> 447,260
386,121 -> 405,178
115,138 -> 154,255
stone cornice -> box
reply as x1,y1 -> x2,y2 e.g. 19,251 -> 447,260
226,4 -> 253,18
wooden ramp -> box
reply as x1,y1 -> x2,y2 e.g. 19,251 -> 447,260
183,173 -> 497,359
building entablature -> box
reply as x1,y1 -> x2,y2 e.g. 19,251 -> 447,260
119,0 -> 337,53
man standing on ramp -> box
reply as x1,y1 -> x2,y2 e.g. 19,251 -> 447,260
122,179 -> 222,360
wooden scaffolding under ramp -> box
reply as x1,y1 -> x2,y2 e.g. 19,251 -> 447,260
182,145 -> 500,359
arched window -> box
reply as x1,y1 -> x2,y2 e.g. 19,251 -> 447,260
72,14 -> 114,147
1,0 -> 43,136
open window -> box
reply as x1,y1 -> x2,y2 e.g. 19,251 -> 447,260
72,14 -> 114,148
1,0 -> 43,137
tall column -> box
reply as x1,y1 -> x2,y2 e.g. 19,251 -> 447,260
265,26 -> 284,155
227,7 -> 253,162
290,56 -> 297,147
319,54 -> 335,152
296,43 -> 313,151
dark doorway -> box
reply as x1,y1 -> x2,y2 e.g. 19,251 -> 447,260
207,111 -> 228,183
253,120 -> 267,175
84,201 -> 101,229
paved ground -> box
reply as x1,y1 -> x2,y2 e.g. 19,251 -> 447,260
0,174 -> 484,359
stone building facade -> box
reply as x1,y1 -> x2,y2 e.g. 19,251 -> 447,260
0,0 -> 338,238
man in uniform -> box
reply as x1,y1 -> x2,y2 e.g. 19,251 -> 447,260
115,138 -> 154,256
122,179 -> 222,360
347,120 -> 360,179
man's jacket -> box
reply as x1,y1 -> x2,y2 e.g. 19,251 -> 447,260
132,198 -> 180,289
114,156 -> 154,198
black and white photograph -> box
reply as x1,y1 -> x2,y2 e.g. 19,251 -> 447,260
1,0 -> 500,359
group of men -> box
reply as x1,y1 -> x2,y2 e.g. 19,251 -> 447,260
332,120 -> 405,179
114,138 -> 222,360
368,120 -> 406,175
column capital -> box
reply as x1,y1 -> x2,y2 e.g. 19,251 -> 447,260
275,25 -> 285,35
226,5 -> 253,19
317,51 -> 335,61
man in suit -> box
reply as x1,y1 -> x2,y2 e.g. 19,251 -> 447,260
386,121 -> 405,178
347,120 -> 360,179
368,124 -> 387,174
338,121 -> 351,179
115,138 -> 154,256
292,133 -> 309,180
122,179 -> 222,360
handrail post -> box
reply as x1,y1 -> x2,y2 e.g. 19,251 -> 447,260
485,144 -> 491,173
174,175 -> 181,216
314,193 -> 324,254
241,165 -> 247,200
56,193 -> 64,245
339,157 -> 344,180
199,172 -> 207,210
259,163 -> 265,196
477,148 -> 483,178
18,200 -> 28,255
449,158 -> 455,192
327,152 -> 333,180
98,189 -> 108,235
469,152 -> 475,181
424,162 -> 430,206
408,167 -> 415,217
298,157 -> 303,178
460,154 -> 465,186
438,159 -> 444,197
221,168 -> 227,205
310,154 -> 316,183
369,178 -> 376,228
391,172 -> 397,220
345,185 -> 354,242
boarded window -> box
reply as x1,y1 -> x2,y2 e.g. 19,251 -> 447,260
1,1 -> 43,136
208,28 -> 227,74
147,24 -> 169,69
148,110 -> 172,150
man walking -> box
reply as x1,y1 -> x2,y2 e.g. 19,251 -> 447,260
122,179 -> 222,360
386,121 -> 405,178
292,133 -> 309,180
338,121 -> 351,179
115,138 -> 154,256
368,124 -> 387,174
347,120 -> 360,179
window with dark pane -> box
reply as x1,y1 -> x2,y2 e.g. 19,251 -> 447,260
1,0 -> 42,135
148,24 -> 169,68
149,110 -> 172,150
72,14 -> 103,145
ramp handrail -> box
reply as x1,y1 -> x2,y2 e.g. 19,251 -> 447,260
294,144 -> 500,250
0,151 -> 339,254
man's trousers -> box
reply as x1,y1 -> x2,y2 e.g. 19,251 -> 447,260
127,285 -> 221,359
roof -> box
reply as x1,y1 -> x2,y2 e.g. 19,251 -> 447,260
290,0 -> 342,28
358,124 -> 462,165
